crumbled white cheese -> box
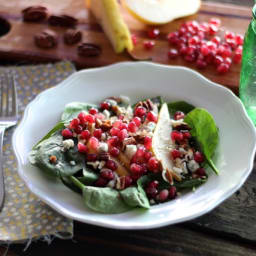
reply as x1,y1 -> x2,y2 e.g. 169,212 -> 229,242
107,179 -> 116,188
170,119 -> 184,127
179,147 -> 187,154
119,95 -> 130,105
146,122 -> 156,132
173,166 -> 183,175
63,139 -> 74,150
187,160 -> 200,172
98,161 -> 106,169
106,99 -> 117,106
87,161 -> 100,169
125,106 -> 134,119
125,145 -> 137,159
103,109 -> 110,119
70,160 -> 76,166
98,142 -> 108,153
101,133 -> 107,141
182,162 -> 188,174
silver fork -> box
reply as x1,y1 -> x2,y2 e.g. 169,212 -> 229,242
0,74 -> 18,211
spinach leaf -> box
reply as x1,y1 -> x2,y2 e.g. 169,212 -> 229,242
167,101 -> 195,116
60,175 -> 82,194
33,122 -> 65,149
30,133 -> 83,177
61,102 -> 97,122
77,167 -> 99,185
120,187 -> 150,209
184,108 -> 219,174
174,178 -> 206,189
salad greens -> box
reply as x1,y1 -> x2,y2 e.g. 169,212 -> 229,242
29,96 -> 220,214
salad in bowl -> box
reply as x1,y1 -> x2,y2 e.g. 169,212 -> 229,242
29,95 -> 219,214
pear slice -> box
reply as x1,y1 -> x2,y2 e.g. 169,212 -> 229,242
152,103 -> 182,183
122,0 -> 201,25
87,0 -> 133,53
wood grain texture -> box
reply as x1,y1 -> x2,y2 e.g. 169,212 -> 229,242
4,224 -> 256,256
0,0 -> 252,94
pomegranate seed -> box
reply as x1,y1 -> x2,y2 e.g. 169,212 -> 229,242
235,34 -> 244,45
207,41 -> 217,52
147,157 -> 159,172
224,57 -> 232,65
184,54 -> 196,63
132,117 -> 141,127
186,45 -> 196,55
144,136 -> 152,150
118,129 -> 128,141
188,36 -> 200,46
222,47 -> 232,58
124,176 -> 133,188
183,131 -> 191,139
209,24 -> 218,35
80,130 -> 90,140
134,106 -> 147,117
119,115 -> 125,120
217,63 -> 230,74
157,189 -> 169,202
148,180 -> 159,189
169,186 -> 177,199
171,131 -> 184,142
225,31 -> 235,40
105,160 -> 117,171
78,112 -> 86,124
209,18 -> 221,27
144,40 -> 155,50
95,177 -> 108,187
194,151 -> 204,163
86,153 -> 98,162
130,163 -> 142,174
69,118 -> 80,129
170,149 -> 181,159
144,151 -> 152,161
100,101 -> 110,110
179,26 -> 187,36
131,34 -> 137,45
196,168 -> 206,177
211,36 -> 221,45
128,121 -> 137,133
92,129 -> 102,139
214,55 -> 224,66
179,45 -> 187,56
198,31 -> 205,40
146,187 -> 158,198
205,52 -> 215,64
109,147 -> 120,157
174,111 -> 185,120
196,59 -> 207,69
74,125 -> 83,134
178,38 -> 187,46
199,22 -> 209,33
110,127 -> 119,136
226,38 -> 237,49
89,108 -> 98,115
78,143 -> 88,154
113,120 -> 122,129
100,168 -> 114,180
120,123 -> 128,130
234,47 -> 242,64
167,31 -> 179,45
85,114 -> 95,124
148,28 -> 160,39
95,113 -> 105,120
147,111 -> 158,122
168,48 -> 179,59
136,147 -> 145,157
107,136 -> 119,147
62,128 -> 73,138
200,44 -> 210,56
88,136 -> 99,150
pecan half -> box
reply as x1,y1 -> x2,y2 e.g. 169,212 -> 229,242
98,152 -> 110,161
134,99 -> 154,111
48,14 -> 77,27
22,6 -> 48,22
77,43 -> 102,57
122,137 -> 136,150
64,29 -> 82,45
34,29 -> 58,49
100,120 -> 112,131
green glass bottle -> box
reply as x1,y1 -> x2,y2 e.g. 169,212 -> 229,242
240,4 -> 256,125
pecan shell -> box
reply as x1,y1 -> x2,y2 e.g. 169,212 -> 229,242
22,6 -> 48,22
64,29 -> 82,45
34,29 -> 58,49
77,43 -> 102,57
48,15 -> 78,27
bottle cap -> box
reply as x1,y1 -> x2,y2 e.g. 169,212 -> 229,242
253,4 -> 256,19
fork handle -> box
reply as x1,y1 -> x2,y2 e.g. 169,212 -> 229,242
0,127 -> 5,211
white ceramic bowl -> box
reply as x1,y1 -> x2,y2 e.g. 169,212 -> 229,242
13,62 -> 256,229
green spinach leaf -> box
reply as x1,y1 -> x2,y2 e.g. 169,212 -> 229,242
61,102 -> 97,122
174,178 -> 206,189
184,108 -> 219,174
167,101 -> 195,116
77,167 -> 99,185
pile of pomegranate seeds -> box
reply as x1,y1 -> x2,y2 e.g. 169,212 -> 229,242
138,18 -> 244,74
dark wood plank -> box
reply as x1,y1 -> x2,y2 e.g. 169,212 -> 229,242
4,224 -> 256,256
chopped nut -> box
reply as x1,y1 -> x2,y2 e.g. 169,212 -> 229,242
77,43 -> 102,57
22,6 -> 48,22
34,29 -> 58,49
98,152 -> 110,161
49,155 -> 57,164
48,14 -> 78,27
64,29 -> 82,45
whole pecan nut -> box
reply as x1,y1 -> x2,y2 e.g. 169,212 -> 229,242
48,14 -> 77,27
64,29 -> 82,45
34,29 -> 58,49
22,6 -> 48,22
77,43 -> 102,57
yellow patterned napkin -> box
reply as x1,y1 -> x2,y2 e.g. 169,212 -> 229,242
0,62 -> 75,242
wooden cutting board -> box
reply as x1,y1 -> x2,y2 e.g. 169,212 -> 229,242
0,1 -> 251,94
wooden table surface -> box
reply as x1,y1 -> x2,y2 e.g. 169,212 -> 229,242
1,0 -> 256,255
